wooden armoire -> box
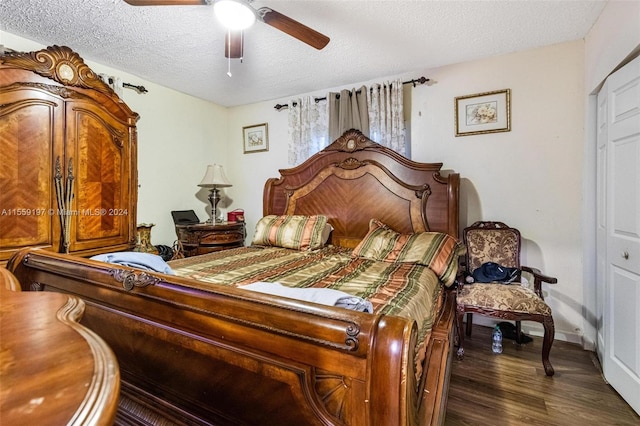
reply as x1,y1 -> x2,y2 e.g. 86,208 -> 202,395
0,46 -> 138,263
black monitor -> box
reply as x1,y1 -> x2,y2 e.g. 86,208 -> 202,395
171,210 -> 200,225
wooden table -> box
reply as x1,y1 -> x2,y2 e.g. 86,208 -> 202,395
175,222 -> 245,257
0,271 -> 120,425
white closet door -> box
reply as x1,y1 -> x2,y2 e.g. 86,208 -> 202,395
602,54 -> 640,414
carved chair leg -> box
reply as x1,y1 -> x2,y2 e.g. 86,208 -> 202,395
541,316 -> 555,376
465,312 -> 473,336
456,305 -> 466,360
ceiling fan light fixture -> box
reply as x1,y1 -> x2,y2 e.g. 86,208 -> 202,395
214,0 -> 256,30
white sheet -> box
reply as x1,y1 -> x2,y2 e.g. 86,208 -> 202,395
240,281 -> 373,313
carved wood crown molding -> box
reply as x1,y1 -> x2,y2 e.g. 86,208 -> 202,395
323,129 -> 379,153
0,82 -> 85,101
335,157 -> 371,170
0,45 -> 113,95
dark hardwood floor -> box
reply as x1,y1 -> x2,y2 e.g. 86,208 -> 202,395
445,325 -> 639,425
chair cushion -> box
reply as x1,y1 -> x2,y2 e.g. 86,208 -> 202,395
466,228 -> 519,272
457,283 -> 552,316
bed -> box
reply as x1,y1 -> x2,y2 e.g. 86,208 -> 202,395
6,129 -> 460,425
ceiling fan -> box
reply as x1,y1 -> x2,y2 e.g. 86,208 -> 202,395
123,0 -> 330,59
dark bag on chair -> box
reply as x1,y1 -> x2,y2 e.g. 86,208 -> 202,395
472,262 -> 519,283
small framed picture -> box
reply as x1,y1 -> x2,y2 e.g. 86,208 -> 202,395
455,89 -> 511,136
243,123 -> 269,153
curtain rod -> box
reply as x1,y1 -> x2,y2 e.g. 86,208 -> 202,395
274,76 -> 429,111
107,77 -> 148,94
123,82 -> 148,93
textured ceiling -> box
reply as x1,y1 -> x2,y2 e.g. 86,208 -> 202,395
0,0 -> 607,107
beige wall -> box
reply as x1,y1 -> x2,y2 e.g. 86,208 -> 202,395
227,41 -> 586,342
585,0 -> 640,95
417,42 -> 586,342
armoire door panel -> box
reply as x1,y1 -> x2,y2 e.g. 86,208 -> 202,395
0,91 -> 64,261
65,102 -> 133,252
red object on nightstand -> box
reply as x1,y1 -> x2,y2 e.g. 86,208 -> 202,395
227,209 -> 245,222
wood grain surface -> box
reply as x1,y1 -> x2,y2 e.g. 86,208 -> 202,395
446,325 -> 639,425
0,275 -> 120,425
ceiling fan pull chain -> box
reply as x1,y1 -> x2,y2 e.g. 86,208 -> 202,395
227,28 -> 232,77
240,30 -> 244,63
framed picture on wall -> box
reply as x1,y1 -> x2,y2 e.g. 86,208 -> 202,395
243,123 -> 269,153
455,89 -> 511,136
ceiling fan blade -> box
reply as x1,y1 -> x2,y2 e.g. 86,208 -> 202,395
225,31 -> 243,59
123,0 -> 210,5
259,8 -> 330,50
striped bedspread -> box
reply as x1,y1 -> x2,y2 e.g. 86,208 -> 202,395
168,245 -> 443,348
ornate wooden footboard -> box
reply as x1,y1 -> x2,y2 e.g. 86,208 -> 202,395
7,248 -> 455,425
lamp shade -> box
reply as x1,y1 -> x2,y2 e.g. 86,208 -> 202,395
198,164 -> 232,188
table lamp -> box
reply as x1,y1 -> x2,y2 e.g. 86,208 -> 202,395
198,164 -> 232,223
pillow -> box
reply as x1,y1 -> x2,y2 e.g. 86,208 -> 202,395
251,215 -> 330,251
351,219 -> 464,286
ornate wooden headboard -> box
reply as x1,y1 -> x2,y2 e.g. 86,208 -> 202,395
264,129 -> 460,248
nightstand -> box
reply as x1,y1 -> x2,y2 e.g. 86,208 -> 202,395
175,222 -> 245,257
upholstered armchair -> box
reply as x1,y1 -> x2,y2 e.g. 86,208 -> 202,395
455,221 -> 557,376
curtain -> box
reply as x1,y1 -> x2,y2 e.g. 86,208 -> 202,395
287,96 -> 329,165
367,79 -> 406,156
328,86 -> 369,142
